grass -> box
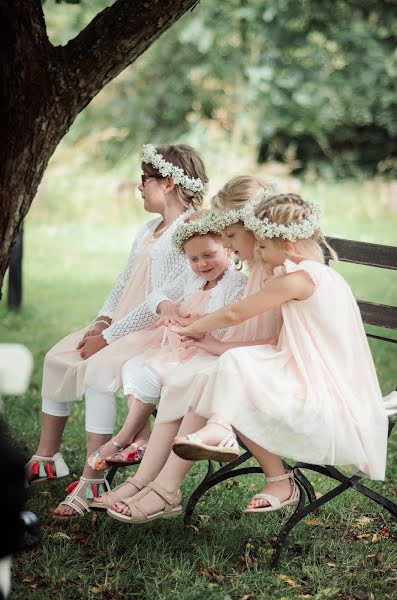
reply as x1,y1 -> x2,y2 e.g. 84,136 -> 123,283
1,179 -> 397,599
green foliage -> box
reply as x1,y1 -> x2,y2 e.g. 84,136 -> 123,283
42,0 -> 397,177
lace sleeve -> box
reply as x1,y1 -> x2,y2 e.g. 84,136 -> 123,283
146,250 -> 193,314
96,221 -> 155,319
102,300 -> 159,343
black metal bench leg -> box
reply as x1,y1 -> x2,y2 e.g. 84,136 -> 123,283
184,461 -> 214,526
271,480 -> 350,568
106,466 -> 119,486
353,481 -> 397,518
294,469 -> 317,506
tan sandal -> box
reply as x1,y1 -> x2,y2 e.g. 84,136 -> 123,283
91,475 -> 146,511
244,471 -> 300,514
172,418 -> 240,462
53,476 -> 110,520
26,453 -> 69,487
107,481 -> 182,524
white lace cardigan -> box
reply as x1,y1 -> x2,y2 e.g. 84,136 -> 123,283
98,210 -> 194,344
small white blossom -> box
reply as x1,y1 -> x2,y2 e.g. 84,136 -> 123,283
141,144 -> 207,194
212,184 -> 281,230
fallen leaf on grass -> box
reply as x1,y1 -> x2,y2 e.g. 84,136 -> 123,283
234,555 -> 257,572
357,533 -> 370,539
354,516 -> 371,527
305,518 -> 320,526
50,532 -> 71,541
197,514 -> 210,523
226,479 -> 240,489
91,587 -> 102,594
199,565 -> 224,582
326,562 -> 336,568
91,511 -> 98,525
239,595 -> 253,600
372,533 -> 381,543
277,574 -> 300,587
184,524 -> 199,532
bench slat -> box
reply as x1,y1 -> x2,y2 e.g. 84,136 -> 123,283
358,300 -> 397,329
326,237 -> 397,270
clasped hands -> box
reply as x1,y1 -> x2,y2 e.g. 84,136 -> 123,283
77,319 -> 110,359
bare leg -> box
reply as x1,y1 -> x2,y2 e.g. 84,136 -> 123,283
112,409 -> 207,516
53,432 -> 112,516
25,413 -> 68,483
236,431 -> 292,509
94,417 -> 182,506
91,396 -> 154,460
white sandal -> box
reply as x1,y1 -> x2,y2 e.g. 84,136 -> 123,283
245,471 -> 300,514
172,418 -> 240,462
26,453 -> 69,486
53,476 -> 110,519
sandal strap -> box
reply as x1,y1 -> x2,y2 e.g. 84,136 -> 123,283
31,452 -> 69,478
147,481 -> 175,506
207,418 -> 232,432
266,471 -> 294,483
111,439 -> 124,452
125,475 -> 146,490
251,493 -> 281,508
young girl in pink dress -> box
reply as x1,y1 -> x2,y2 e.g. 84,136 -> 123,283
105,192 -> 389,523
87,210 -> 247,472
93,176 -> 280,514
26,144 -> 208,518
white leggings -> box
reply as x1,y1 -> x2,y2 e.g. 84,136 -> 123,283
121,354 -> 162,404
42,386 -> 116,434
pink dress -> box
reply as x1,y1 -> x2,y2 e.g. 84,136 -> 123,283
42,235 -> 162,402
156,263 -> 280,422
190,260 -> 389,481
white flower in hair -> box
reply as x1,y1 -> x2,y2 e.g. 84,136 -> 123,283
172,212 -> 222,253
141,144 -> 207,194
242,196 -> 321,242
212,182 -> 281,230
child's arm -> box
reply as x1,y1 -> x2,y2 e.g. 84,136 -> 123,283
183,334 -> 277,356
171,270 -> 314,339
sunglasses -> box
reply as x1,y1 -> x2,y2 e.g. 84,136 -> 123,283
141,174 -> 164,187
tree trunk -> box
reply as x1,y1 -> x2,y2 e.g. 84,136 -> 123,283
0,0 -> 200,293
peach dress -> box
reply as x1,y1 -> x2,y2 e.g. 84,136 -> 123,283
156,263 -> 280,422
42,235 -> 161,403
190,260 -> 389,481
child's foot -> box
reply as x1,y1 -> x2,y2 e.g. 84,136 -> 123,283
25,453 -> 69,486
172,418 -> 239,462
109,482 -> 181,522
93,475 -> 146,508
245,472 -> 299,513
88,438 -> 126,471
53,476 -> 108,518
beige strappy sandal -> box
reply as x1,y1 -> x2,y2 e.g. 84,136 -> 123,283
244,471 -> 300,514
91,475 -> 146,511
171,418 -> 240,462
107,481 -> 182,524
26,453 -> 69,486
53,476 -> 110,520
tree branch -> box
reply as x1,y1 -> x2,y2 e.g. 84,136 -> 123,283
54,0 -> 200,117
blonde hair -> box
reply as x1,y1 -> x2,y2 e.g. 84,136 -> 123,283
255,193 -> 337,263
142,144 -> 207,210
211,175 -> 274,212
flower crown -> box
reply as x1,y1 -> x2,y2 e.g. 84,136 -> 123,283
212,183 -> 281,230
172,212 -> 221,252
242,196 -> 321,241
141,144 -> 206,194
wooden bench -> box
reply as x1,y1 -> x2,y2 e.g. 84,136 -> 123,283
182,237 -> 397,567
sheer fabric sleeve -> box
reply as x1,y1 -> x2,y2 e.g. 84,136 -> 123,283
96,221 -> 154,319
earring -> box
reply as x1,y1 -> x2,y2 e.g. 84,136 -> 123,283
234,257 -> 243,271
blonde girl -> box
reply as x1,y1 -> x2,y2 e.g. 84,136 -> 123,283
106,192 -> 388,523
26,144 -> 208,518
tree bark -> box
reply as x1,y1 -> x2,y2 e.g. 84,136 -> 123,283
0,0 -> 200,293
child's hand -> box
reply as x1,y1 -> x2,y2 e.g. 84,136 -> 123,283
183,334 -> 226,356
76,320 -> 110,349
169,323 -> 205,339
79,334 -> 108,359
156,301 -> 191,327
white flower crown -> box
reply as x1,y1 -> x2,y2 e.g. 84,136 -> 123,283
172,212 -> 221,252
212,183 -> 281,230
242,196 -> 321,241
141,144 -> 207,194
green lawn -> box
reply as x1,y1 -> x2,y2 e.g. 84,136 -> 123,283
1,183 -> 397,600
